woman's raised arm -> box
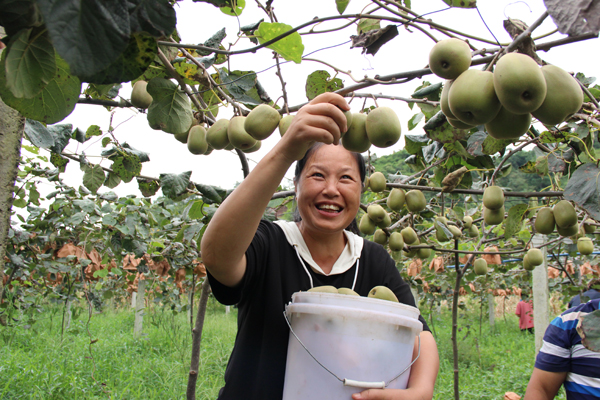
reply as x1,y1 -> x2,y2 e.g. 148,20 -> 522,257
200,93 -> 350,287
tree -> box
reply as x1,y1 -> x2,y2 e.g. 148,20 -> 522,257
1,1 -> 600,399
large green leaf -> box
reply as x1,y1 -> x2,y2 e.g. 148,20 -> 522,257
0,52 -> 81,123
5,27 -> 56,98
36,0 -> 130,77
305,70 -> 344,101
256,22 -> 304,64
127,0 -> 177,38
564,163 -> 600,221
146,78 -> 194,134
0,0 -> 43,37
82,164 -> 106,194
160,171 -> 192,199
79,33 -> 157,85
405,134 -> 430,155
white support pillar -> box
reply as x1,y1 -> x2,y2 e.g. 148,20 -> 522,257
410,287 -> 420,306
488,293 -> 495,328
133,279 -> 146,338
131,292 -> 137,309
225,305 -> 231,314
532,234 -> 550,354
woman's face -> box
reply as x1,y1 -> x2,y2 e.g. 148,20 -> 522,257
295,144 -> 362,237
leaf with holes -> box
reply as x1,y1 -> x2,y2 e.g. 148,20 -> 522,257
137,178 -> 160,198
86,125 -> 102,138
5,27 -> 56,98
50,153 -> 69,172
357,18 -> 380,34
146,78 -> 194,134
305,70 -> 344,101
256,22 -> 304,64
504,204 -> 528,238
443,0 -> 476,8
563,163 -> 600,221
111,154 -> 142,183
0,52 -> 81,124
82,164 -> 105,194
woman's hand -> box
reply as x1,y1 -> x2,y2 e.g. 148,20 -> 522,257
276,92 -> 350,161
351,387 -> 430,400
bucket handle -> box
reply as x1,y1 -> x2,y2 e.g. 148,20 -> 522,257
283,310 -> 421,390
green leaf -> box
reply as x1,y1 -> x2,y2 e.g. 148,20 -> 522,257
5,27 -> 56,98
93,267 -> 109,278
220,0 -> 245,16
519,161 -> 538,174
0,52 -> 82,124
563,163 -> 600,221
482,135 -> 512,155
101,143 -> 150,163
405,134 -> 429,155
195,183 -> 222,204
79,33 -> 157,85
73,199 -> 95,213
443,0 -> 476,8
50,153 -> 69,172
104,171 -> 122,189
577,309 -> 600,353
408,113 -> 424,131
305,70 -> 344,101
160,171 -> 192,199
256,22 -> 304,64
218,68 -> 271,106
102,137 -> 112,147
86,125 -> 102,138
128,0 -> 177,38
188,200 -> 205,219
82,164 -> 105,194
466,131 -> 486,157
0,0 -> 43,37
336,0 -> 350,14
23,119 -> 72,153
424,115 -> 471,144
137,178 -> 160,197
357,18 -> 380,34
411,82 -> 442,101
111,154 -> 142,183
36,0 -> 131,77
504,204 -> 528,238
146,78 -> 194,134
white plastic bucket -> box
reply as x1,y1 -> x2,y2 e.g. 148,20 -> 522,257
282,291 -> 423,399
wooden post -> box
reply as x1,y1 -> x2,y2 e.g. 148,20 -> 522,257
134,279 -> 146,338
488,293 -> 495,328
532,234 -> 550,353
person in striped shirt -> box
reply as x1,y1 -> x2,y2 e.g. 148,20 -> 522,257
524,299 -> 600,399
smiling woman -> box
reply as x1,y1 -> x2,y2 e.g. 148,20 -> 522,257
200,92 -> 439,400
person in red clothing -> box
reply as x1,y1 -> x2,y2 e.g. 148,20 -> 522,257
516,292 -> 534,333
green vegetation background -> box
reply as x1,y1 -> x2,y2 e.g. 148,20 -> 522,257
0,296 -> 566,399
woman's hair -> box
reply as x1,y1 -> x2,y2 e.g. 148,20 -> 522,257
292,142 -> 366,235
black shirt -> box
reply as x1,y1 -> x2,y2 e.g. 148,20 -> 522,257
207,220 -> 429,400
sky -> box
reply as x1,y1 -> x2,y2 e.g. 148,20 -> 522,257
47,0 -> 599,199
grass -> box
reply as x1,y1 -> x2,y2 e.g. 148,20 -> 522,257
1,295 -> 566,400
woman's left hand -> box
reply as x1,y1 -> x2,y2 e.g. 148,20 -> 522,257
351,387 -> 429,400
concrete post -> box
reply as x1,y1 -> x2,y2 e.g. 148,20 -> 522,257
488,293 -> 495,328
532,234 -> 550,353
410,287 -> 420,306
131,292 -> 137,308
133,279 -> 146,338
226,305 -> 231,314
